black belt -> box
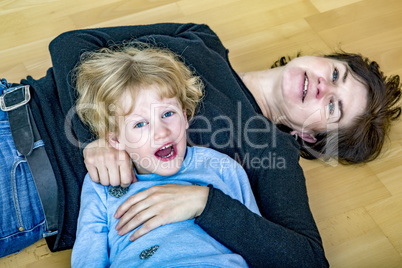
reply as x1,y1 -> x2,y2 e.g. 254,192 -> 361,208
0,85 -> 58,232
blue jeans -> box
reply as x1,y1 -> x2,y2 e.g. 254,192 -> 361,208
0,92 -> 55,258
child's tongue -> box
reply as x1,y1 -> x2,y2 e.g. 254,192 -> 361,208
155,145 -> 173,158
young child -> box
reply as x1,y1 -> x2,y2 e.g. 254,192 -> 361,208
71,44 -> 260,267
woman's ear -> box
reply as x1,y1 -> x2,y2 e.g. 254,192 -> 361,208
291,130 -> 317,144
108,133 -> 125,151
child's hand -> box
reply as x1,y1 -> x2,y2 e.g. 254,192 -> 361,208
83,139 -> 136,187
114,184 -> 209,241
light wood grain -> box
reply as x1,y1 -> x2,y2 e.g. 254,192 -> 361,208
1,0 -> 401,267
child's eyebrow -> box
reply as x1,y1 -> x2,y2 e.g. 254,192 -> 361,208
124,113 -> 143,123
159,99 -> 181,105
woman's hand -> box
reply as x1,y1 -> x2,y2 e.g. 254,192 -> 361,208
83,139 -> 136,187
114,184 -> 209,241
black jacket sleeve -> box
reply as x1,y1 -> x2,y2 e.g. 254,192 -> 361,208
196,136 -> 329,267
48,23 -> 328,267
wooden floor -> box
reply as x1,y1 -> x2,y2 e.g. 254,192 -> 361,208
1,0 -> 401,267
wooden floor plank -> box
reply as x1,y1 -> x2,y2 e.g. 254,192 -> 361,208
1,0 -> 401,267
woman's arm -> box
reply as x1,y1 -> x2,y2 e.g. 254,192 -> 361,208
83,139 -> 136,187
196,137 -> 328,267
114,184 -> 209,241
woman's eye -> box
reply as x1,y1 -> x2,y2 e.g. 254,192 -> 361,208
162,111 -> 174,118
134,122 -> 147,128
329,99 -> 335,115
332,68 -> 339,83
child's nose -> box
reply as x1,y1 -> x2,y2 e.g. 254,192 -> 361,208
153,122 -> 171,140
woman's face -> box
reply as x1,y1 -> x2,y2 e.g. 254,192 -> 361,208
279,56 -> 368,139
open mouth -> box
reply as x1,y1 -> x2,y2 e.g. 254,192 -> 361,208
302,73 -> 308,102
154,143 -> 176,161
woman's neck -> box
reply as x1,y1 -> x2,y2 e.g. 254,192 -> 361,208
240,68 -> 283,123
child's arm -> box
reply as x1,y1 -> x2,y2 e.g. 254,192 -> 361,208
71,175 -> 109,268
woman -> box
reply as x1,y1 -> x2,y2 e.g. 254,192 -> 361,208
81,23 -> 401,267
0,23 -> 400,267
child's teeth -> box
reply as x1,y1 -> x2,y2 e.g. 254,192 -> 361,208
158,144 -> 174,158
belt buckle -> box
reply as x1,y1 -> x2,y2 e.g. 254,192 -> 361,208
0,85 -> 31,112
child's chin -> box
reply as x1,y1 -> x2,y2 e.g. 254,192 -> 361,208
153,164 -> 182,177
149,157 -> 184,176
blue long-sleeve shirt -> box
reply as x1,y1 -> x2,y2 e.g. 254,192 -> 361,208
72,146 -> 260,267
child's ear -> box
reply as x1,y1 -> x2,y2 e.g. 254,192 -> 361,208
108,133 -> 125,151
183,109 -> 189,130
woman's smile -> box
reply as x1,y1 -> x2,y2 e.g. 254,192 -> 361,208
302,72 -> 309,102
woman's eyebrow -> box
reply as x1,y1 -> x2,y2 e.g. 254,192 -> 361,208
343,64 -> 349,83
334,66 -> 347,124
336,64 -> 349,123
336,100 -> 344,123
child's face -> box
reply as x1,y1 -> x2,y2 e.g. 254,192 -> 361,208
110,87 -> 188,176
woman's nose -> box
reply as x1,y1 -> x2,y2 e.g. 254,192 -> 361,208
316,77 -> 335,98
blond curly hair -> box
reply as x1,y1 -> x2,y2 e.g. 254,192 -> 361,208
74,43 -> 203,139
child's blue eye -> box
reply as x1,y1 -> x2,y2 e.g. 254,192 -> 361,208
135,122 -> 147,128
162,111 -> 174,118
332,68 -> 339,82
